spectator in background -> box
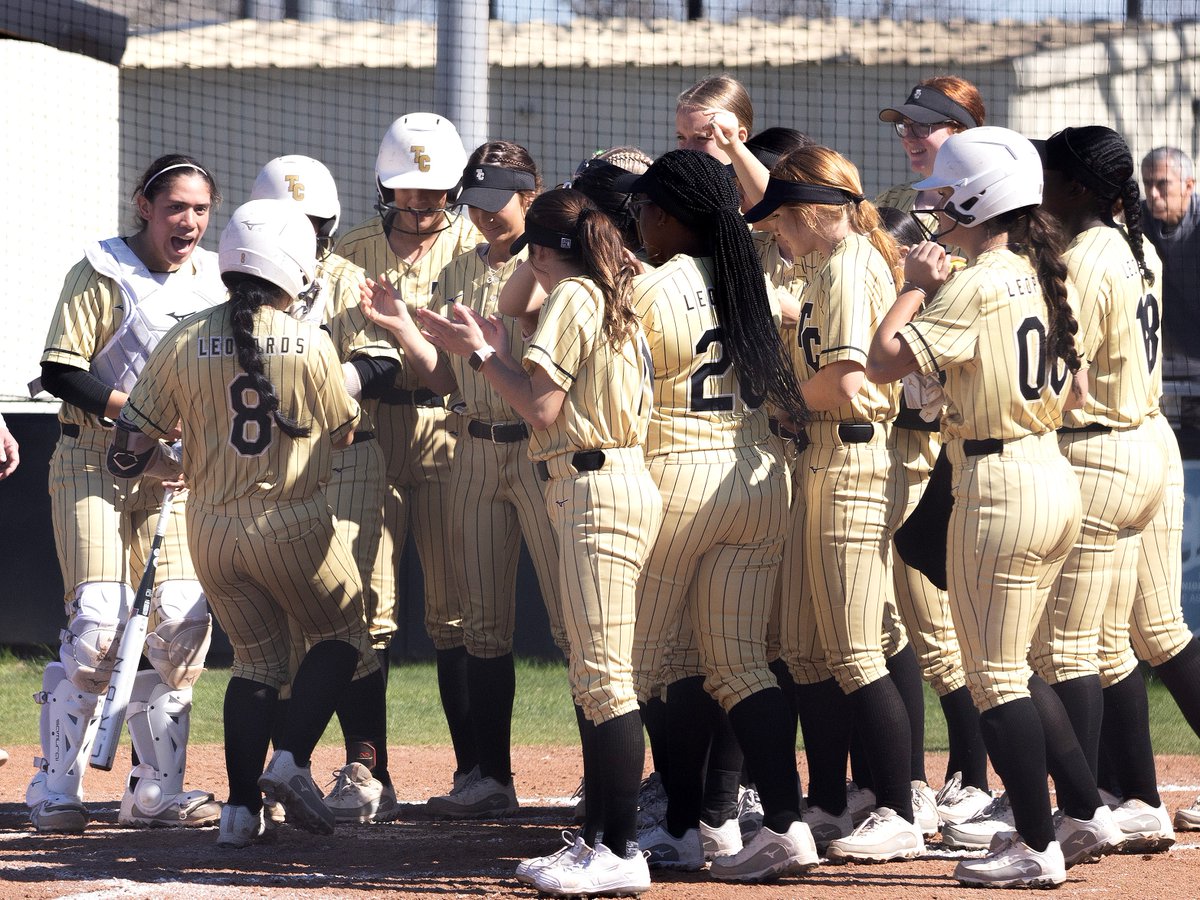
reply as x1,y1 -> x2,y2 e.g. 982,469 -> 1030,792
1141,147 -> 1200,430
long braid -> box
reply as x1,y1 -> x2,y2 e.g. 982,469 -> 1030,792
224,273 -> 311,439
998,209 -> 1081,375
641,150 -> 809,427
1118,178 -> 1155,287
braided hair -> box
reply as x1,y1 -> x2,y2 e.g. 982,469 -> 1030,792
1046,125 -> 1154,286
525,189 -> 639,351
222,272 -> 311,439
637,149 -> 808,427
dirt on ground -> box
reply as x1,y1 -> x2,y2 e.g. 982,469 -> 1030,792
0,745 -> 1197,899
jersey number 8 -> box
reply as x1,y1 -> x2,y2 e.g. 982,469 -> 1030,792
228,373 -> 273,456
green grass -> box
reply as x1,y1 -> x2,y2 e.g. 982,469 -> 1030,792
0,651 -> 1196,753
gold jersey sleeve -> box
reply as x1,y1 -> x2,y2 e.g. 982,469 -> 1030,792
122,305 -> 361,509
632,255 -> 770,456
41,258 -> 123,429
437,245 -> 530,422
1061,226 -> 1163,429
523,277 -> 652,461
901,247 -> 1074,442
334,214 -> 481,391
795,232 -> 900,424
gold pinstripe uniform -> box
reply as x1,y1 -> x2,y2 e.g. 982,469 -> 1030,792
779,232 -> 904,694
875,181 -> 966,696
335,215 -> 481,651
630,255 -> 789,711
42,252 -> 215,622
283,250 -> 400,683
1030,227 -> 1166,685
901,247 -> 1082,711
120,304 -> 377,690
524,277 -> 661,723
437,246 -> 565,658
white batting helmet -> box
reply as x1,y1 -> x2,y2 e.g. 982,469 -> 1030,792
375,113 -> 468,198
250,155 -> 341,238
218,199 -> 317,301
913,126 -> 1043,227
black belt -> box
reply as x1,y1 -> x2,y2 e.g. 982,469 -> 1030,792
1058,423 -> 1112,435
468,420 -> 529,443
895,403 -> 940,432
963,438 -> 1004,457
61,424 -> 80,438
381,387 -> 444,408
769,418 -> 802,442
352,431 -> 375,444
837,423 -> 876,444
535,449 -> 606,482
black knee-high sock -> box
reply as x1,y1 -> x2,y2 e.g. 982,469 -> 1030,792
1028,675 -> 1103,820
769,658 -> 799,752
335,669 -> 390,786
849,724 -> 873,793
940,686 -> 989,790
640,695 -> 670,781
576,704 -> 602,845
1100,669 -> 1160,805
271,697 -> 290,751
664,676 -> 714,835
1154,637 -> 1200,736
1048,674 -> 1104,780
794,677 -> 851,814
701,704 -> 743,827
728,688 -> 803,835
590,711 -> 645,858
847,676 -> 914,821
224,676 -> 278,810
435,646 -> 477,776
1096,739 -> 1123,799
887,646 -> 927,784
978,698 -> 1055,852
285,639 -> 358,765
467,652 -> 515,784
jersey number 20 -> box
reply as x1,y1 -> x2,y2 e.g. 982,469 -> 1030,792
228,373 -> 272,456
690,327 -> 762,412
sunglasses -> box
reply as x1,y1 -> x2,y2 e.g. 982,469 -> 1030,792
893,120 -> 956,140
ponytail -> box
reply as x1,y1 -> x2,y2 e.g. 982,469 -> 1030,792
575,206 -> 638,350
223,273 -> 312,439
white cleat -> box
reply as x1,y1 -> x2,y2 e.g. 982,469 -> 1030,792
941,792 -> 1015,850
826,806 -> 924,863
846,780 -> 877,825
699,816 -> 743,859
216,804 -> 265,849
709,820 -> 819,882
935,772 -> 994,825
1174,795 -> 1200,832
637,823 -> 705,871
258,750 -> 335,835
516,830 -> 589,886
1053,805 -> 1125,867
800,803 -> 854,854
912,780 -> 940,837
323,762 -> 386,824
426,774 -> 518,819
1112,798 -> 1176,853
954,835 -> 1066,888
532,841 -> 651,897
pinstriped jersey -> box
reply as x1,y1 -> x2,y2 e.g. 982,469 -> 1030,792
435,244 -> 529,422
308,250 -> 402,432
121,304 -> 360,508
1061,226 -> 1163,429
42,248 -> 222,430
754,230 -> 821,296
796,231 -> 901,424
523,277 -> 652,461
901,247 -> 1077,441
633,255 -> 770,456
334,214 -> 481,391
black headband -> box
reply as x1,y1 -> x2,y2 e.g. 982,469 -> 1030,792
1039,128 -> 1127,201
510,220 -> 578,255
743,177 -> 865,223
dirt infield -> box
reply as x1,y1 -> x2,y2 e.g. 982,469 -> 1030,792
0,745 -> 1197,899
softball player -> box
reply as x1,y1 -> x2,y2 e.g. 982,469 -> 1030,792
29,155 -> 223,834
418,188 -> 660,898
363,141 -> 565,819
676,75 -> 752,163
1030,127 -> 1167,856
335,113 -> 482,797
745,146 -> 924,863
249,155 -> 400,824
866,126 -> 1111,888
624,150 -> 819,883
876,78 -> 993,819
109,199 -> 380,848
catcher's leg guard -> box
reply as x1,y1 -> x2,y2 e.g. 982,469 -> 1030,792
119,670 -> 221,827
27,662 -> 100,833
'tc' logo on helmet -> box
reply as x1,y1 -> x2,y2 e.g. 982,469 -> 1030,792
284,174 -> 305,201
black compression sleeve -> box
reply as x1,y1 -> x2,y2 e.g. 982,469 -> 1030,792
351,356 -> 401,400
41,362 -> 113,417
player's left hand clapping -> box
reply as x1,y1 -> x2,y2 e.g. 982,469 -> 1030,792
361,277 -> 419,339
417,304 -> 506,359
